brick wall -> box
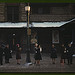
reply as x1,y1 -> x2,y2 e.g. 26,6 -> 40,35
0,3 -> 75,22
19,3 -> 27,22
20,3 -> 75,22
0,3 -> 5,22
30,15 -> 75,22
50,4 -> 74,15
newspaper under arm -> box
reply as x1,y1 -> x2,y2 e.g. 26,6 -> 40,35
40,47 -> 42,52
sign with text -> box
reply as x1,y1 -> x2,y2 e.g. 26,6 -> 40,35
52,30 -> 59,43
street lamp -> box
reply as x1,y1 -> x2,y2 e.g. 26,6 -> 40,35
13,33 -> 15,53
25,4 -> 32,65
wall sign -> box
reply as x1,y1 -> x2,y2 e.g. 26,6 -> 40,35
52,30 -> 59,43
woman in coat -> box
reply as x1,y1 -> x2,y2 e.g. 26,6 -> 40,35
34,43 -> 42,65
50,44 -> 57,64
0,45 -> 3,65
4,44 -> 10,63
60,44 -> 67,65
16,44 -> 22,65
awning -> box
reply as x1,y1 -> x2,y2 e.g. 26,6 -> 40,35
0,18 -> 75,28
32,22 -> 67,27
32,18 -> 75,27
0,22 -> 27,28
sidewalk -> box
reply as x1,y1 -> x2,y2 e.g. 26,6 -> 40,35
0,53 -> 75,72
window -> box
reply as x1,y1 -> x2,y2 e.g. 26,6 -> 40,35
32,5 -> 50,15
7,6 -> 19,22
38,8 -> 43,14
44,7 -> 50,14
32,7 -> 50,15
31,7 -> 38,14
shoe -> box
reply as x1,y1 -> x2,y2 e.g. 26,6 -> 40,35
1,63 -> 3,65
17,63 -> 20,65
53,62 -> 55,64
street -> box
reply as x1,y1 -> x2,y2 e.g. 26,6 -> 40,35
0,53 -> 75,72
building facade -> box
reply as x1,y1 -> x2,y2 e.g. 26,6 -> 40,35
0,3 -> 75,53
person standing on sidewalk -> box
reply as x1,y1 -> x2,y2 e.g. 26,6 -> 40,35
4,44 -> 10,63
16,44 -> 22,65
50,44 -> 57,64
60,44 -> 67,65
67,43 -> 73,65
0,45 -> 3,65
34,43 -> 42,66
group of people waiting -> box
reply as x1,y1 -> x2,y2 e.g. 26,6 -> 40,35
0,43 -> 22,65
0,42 -> 74,66
0,43 -> 42,66
33,42 -> 74,66
0,44 -> 12,65
60,43 -> 74,65
50,43 -> 74,65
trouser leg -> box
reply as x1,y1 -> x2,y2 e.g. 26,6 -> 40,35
70,56 -> 73,64
64,59 -> 65,63
0,58 -> 3,65
17,59 -> 20,64
5,58 -> 9,63
68,58 -> 69,64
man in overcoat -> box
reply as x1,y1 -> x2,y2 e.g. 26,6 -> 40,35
0,45 -> 3,65
67,43 -> 73,65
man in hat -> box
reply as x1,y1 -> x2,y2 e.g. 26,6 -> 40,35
67,43 -> 73,65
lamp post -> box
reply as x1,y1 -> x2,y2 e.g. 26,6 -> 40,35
13,33 -> 15,53
25,4 -> 32,65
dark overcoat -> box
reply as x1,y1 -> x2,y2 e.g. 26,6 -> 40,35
16,47 -> 21,59
0,47 -> 3,63
4,47 -> 10,60
61,46 -> 67,59
67,46 -> 73,59
50,47 -> 57,58
34,47 -> 42,60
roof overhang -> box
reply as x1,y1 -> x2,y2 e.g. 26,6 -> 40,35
0,18 -> 75,28
32,22 -> 67,27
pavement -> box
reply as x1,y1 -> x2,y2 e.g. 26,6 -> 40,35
0,53 -> 75,72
